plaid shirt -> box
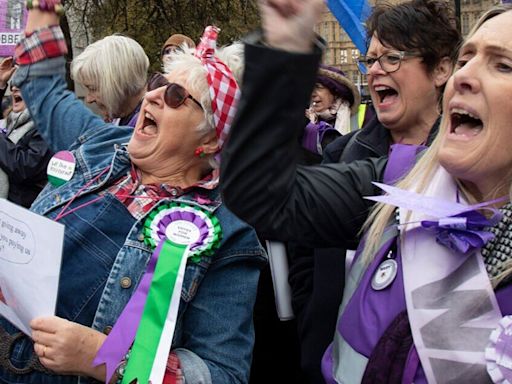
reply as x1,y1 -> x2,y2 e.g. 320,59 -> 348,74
15,27 -> 217,382
15,25 -> 67,65
163,352 -> 183,384
105,165 -> 219,220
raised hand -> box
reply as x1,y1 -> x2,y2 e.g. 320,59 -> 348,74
0,57 -> 16,89
31,316 -> 107,380
258,0 -> 324,53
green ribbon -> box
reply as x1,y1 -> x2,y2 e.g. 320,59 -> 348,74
122,239 -> 187,383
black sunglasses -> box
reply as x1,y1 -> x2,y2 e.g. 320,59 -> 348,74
147,73 -> 203,110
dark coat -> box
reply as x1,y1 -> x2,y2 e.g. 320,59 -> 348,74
289,113 -> 440,383
220,40 -> 440,383
0,87 -> 52,208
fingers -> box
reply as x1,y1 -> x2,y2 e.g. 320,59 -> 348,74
31,316 -> 64,333
33,341 -> 52,361
0,57 -> 14,67
265,0 -> 298,18
31,329 -> 56,349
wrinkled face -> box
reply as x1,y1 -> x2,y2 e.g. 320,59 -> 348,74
366,35 -> 438,132
438,11 -> 512,198
311,83 -> 335,113
10,86 -> 25,113
128,71 -> 206,172
82,83 -> 108,120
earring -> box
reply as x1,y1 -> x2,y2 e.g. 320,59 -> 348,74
194,146 -> 206,158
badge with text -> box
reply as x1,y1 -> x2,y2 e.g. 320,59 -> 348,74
47,151 -> 76,187
371,258 -> 398,291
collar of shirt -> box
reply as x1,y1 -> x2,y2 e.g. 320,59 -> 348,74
105,165 -> 219,220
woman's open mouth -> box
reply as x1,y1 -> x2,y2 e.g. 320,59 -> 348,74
374,85 -> 398,104
450,108 -> 483,137
138,112 -> 158,136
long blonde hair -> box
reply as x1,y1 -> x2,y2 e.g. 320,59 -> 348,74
361,5 -> 512,285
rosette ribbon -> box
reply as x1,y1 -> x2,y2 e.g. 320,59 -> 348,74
93,202 -> 221,384
486,316 -> 512,383
421,209 -> 501,254
366,182 -> 506,254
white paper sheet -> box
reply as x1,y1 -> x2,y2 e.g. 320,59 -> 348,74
0,198 -> 64,335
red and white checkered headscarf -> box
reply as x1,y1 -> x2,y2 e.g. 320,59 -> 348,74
194,26 -> 240,151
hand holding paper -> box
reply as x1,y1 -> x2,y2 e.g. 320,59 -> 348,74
31,316 -> 107,380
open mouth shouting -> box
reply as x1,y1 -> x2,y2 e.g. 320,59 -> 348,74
374,85 -> 399,106
137,111 -> 158,137
449,107 -> 483,139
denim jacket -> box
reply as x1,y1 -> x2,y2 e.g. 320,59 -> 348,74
0,57 -> 266,384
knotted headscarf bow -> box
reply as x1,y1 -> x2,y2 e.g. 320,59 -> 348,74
194,26 -> 240,151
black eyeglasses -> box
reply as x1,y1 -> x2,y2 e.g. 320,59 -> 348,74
357,51 -> 421,74
147,72 -> 203,110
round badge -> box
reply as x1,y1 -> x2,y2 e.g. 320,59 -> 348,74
47,151 -> 76,187
371,259 -> 398,291
165,220 -> 201,245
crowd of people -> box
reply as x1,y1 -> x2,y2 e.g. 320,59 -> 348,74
0,0 -> 511,383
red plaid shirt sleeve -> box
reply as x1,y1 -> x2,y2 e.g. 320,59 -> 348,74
163,351 -> 184,384
15,25 -> 68,65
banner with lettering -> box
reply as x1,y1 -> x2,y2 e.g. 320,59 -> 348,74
0,0 -> 27,57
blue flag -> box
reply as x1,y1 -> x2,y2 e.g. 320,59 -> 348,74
327,0 -> 371,54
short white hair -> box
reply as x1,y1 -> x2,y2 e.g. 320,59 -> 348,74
71,34 -> 149,118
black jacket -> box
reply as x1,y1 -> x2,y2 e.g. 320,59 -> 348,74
323,115 -> 390,163
288,113 -> 440,383
0,87 -> 52,208
221,42 -> 386,249
221,42 -> 439,384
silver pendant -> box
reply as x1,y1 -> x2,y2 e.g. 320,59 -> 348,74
371,258 -> 398,291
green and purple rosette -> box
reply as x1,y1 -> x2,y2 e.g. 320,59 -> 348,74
93,202 -> 221,384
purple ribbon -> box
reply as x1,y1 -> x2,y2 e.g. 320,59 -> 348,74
93,240 -> 163,382
93,208 -> 210,382
383,143 -> 426,184
302,121 -> 337,155
487,316 -> 512,383
421,209 -> 502,255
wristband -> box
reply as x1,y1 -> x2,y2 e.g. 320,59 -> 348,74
26,0 -> 65,16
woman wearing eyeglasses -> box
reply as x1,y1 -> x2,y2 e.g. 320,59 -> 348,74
287,1 -> 461,383
222,0 -> 512,383
0,4 -> 265,384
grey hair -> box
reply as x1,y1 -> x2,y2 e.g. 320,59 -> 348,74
71,34 -> 149,119
162,42 -> 245,168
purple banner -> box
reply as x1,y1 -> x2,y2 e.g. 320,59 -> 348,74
0,0 -> 27,57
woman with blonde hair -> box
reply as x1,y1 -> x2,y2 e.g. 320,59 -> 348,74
222,0 -> 512,382
71,34 -> 149,126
